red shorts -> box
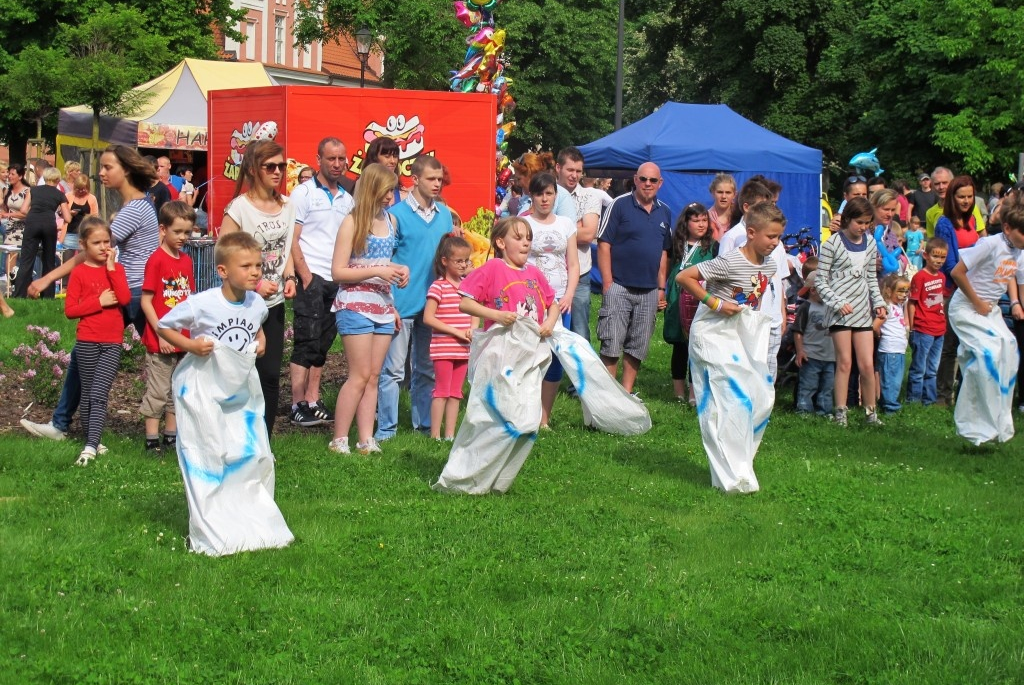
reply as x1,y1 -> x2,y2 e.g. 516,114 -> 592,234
432,358 -> 468,399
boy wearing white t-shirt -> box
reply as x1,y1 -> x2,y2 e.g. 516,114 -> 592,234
947,195 -> 1024,445
158,232 -> 269,357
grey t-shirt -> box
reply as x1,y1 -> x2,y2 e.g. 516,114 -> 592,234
792,300 -> 835,362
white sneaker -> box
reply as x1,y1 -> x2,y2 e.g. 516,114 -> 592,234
21,419 -> 66,441
328,437 -> 350,454
97,444 -> 108,455
75,447 -> 97,467
356,438 -> 383,454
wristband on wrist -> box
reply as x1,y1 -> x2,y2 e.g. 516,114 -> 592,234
1012,301 -> 1021,308
701,293 -> 712,304
714,297 -> 725,312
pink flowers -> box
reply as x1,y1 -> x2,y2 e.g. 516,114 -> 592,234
6,325 -> 70,407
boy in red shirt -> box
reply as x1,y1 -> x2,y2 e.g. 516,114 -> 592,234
139,201 -> 196,452
906,237 -> 948,404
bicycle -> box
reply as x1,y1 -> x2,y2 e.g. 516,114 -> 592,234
783,226 -> 818,263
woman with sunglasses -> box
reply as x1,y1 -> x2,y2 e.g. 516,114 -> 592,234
219,139 -> 298,436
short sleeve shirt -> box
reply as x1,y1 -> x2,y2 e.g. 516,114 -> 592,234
110,198 -> 160,290
159,288 -> 269,353
291,178 -> 354,279
697,249 -> 778,311
459,258 -> 555,328
909,270 -> 946,336
525,214 -> 576,298
426,279 -> 472,360
792,300 -> 835,361
224,195 -> 296,308
959,234 -> 1024,302
597,194 -> 673,289
142,248 -> 195,353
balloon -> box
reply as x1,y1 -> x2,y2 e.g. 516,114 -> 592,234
466,0 -> 499,11
453,0 -> 481,27
460,77 -> 479,92
496,129 -> 505,146
498,167 -> 512,187
495,187 -> 507,201
498,155 -> 510,170
468,26 -> 494,49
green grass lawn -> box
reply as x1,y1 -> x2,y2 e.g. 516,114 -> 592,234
2,299 -> 1023,684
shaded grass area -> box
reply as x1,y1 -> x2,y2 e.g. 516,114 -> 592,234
2,300 -> 1023,683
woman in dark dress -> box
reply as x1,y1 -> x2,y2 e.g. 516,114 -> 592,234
14,166 -> 71,298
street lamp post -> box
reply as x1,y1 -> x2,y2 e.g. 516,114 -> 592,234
355,27 -> 371,88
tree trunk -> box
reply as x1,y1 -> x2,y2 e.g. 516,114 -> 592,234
92,107 -> 105,218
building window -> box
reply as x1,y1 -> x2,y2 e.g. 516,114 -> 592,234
245,21 -> 256,60
275,16 -> 285,64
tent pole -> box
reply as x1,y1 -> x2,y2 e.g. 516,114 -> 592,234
614,0 -> 624,130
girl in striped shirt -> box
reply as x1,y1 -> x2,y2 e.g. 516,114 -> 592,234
423,236 -> 478,440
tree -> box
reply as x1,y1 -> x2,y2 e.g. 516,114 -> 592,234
842,0 -> 1024,179
57,6 -> 173,212
624,0 -> 858,167
0,0 -> 244,161
294,0 -> 620,151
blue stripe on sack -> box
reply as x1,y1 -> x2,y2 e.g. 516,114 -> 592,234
696,368 -> 711,416
180,410 -> 260,484
728,377 -> 754,413
753,416 -> 770,434
484,383 -> 527,439
982,349 -> 1013,395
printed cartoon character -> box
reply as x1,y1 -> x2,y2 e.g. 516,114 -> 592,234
228,121 -> 278,167
162,274 -> 191,309
363,115 -> 425,159
733,271 -> 771,310
516,294 -> 537,321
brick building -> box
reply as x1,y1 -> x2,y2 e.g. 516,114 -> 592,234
219,0 -> 382,87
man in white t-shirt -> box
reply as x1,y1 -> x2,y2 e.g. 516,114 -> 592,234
718,195 -> 790,379
287,137 -> 355,427
555,146 -> 601,340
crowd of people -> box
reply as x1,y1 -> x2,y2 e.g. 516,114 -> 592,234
6,141 -> 1024,495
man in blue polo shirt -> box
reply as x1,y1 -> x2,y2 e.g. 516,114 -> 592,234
596,162 -> 673,394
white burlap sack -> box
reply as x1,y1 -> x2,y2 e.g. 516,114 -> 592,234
688,306 -> 775,493
548,325 -> 651,435
948,291 -> 1017,446
433,318 -> 552,494
173,339 -> 294,556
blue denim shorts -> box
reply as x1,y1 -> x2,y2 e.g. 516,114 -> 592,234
335,309 -> 395,336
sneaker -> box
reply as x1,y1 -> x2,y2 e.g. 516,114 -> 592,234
356,438 -> 382,455
75,447 -> 97,467
145,437 -> 161,453
21,419 -> 66,441
289,401 -> 321,427
865,409 -> 884,426
832,406 -> 848,427
97,444 -> 108,455
310,400 -> 333,423
328,437 -> 350,454
162,434 -> 176,448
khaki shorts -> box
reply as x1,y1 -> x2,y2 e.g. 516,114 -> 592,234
139,351 -> 183,419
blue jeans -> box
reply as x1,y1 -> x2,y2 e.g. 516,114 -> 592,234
570,272 -> 591,341
375,314 -> 435,440
796,358 -> 835,415
907,331 -> 943,404
53,287 -> 142,431
878,351 -> 906,412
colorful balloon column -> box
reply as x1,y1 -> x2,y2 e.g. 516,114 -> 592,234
451,0 -> 517,212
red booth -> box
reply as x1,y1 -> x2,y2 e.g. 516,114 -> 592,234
207,86 -> 497,230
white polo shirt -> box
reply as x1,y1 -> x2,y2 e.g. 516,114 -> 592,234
290,177 -> 355,280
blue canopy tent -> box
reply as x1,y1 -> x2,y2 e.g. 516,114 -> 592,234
579,103 -> 823,238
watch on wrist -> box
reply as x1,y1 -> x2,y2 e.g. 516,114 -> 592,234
285,275 -> 298,283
